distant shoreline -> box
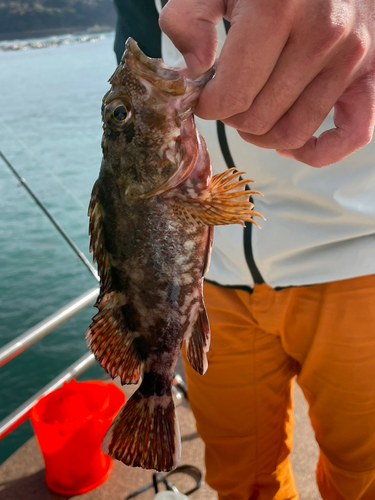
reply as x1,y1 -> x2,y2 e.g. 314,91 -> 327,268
0,25 -> 114,43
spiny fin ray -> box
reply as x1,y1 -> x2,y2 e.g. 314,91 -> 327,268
85,291 -> 141,385
103,386 -> 180,472
186,304 -> 210,375
175,168 -> 264,227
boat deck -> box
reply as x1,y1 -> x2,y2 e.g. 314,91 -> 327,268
0,370 -> 322,499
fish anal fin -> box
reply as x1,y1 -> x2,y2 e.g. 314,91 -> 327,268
85,291 -> 141,385
103,382 -> 181,472
186,303 -> 210,375
176,168 -> 265,227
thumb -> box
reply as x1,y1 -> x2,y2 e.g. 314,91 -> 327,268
159,0 -> 223,78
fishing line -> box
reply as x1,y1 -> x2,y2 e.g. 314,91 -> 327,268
0,150 -> 99,282
0,116 -> 87,212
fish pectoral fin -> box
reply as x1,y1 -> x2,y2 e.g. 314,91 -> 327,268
85,291 -> 141,385
178,168 -> 265,227
103,380 -> 181,472
186,303 -> 210,375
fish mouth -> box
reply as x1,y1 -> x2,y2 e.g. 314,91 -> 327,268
125,37 -> 214,101
126,38 -> 181,84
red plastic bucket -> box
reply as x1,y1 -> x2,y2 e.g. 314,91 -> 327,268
31,379 -> 125,495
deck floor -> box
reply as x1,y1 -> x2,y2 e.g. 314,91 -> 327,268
0,369 -> 322,500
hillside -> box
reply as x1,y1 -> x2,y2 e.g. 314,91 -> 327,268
0,0 -> 117,39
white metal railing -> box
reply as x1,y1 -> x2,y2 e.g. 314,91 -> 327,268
0,287 -> 99,367
0,287 -> 99,439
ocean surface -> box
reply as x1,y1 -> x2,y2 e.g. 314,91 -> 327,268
0,32 -> 118,462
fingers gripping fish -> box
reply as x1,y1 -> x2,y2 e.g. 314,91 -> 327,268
85,38 -> 263,472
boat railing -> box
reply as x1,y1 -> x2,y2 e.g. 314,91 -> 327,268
0,286 -> 99,440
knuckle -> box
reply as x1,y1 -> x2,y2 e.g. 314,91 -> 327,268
345,33 -> 368,68
223,90 -> 253,116
158,13 -> 180,38
158,5 -> 173,32
264,0 -> 295,22
326,21 -> 348,45
240,113 -> 274,135
308,8 -> 351,60
308,4 -> 369,68
274,123 -> 310,150
325,3 -> 353,42
310,24 -> 346,59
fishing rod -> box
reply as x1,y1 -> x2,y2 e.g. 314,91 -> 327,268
0,150 -> 99,282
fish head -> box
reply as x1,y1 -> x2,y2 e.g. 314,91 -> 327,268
101,38 -> 214,198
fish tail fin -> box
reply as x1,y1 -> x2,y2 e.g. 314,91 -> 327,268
103,379 -> 180,472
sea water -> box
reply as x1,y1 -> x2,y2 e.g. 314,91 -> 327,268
0,32 -> 118,462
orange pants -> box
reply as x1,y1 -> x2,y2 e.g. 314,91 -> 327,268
183,275 -> 375,500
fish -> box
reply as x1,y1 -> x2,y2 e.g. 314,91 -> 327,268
85,38 -> 263,472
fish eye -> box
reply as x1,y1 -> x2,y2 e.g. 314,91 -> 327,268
104,99 -> 133,130
113,105 -> 128,122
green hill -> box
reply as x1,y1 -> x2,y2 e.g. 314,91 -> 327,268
0,0 -> 117,39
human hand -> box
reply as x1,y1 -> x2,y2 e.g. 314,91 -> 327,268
159,0 -> 375,167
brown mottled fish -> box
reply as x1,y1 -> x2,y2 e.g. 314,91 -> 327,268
85,38 -> 263,472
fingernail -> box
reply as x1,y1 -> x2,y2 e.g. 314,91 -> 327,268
277,149 -> 296,159
184,53 -> 206,80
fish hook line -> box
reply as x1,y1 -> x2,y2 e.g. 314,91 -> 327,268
0,150 -> 99,282
0,116 -> 87,212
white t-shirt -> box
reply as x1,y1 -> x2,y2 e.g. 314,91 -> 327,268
155,1 -> 375,288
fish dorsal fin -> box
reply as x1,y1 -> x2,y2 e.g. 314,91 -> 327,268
88,180 -> 111,292
185,303 -> 210,375
174,168 -> 265,227
87,181 -> 141,384
85,291 -> 142,384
